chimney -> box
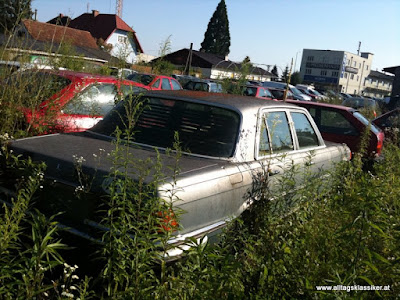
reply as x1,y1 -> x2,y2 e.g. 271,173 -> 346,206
92,10 -> 99,17
224,55 -> 229,61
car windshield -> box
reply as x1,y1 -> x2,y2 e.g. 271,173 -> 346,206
91,96 -> 241,157
353,111 -> 381,135
290,87 -> 304,96
127,73 -> 155,86
310,89 -> 322,96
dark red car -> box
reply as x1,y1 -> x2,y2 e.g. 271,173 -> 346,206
127,73 -> 182,90
8,70 -> 149,133
287,100 -> 384,157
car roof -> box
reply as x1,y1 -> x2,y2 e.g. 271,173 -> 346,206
141,90 -> 298,111
26,69 -> 123,81
286,99 -> 356,112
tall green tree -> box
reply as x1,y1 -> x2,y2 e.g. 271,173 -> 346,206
281,65 -> 289,82
200,0 -> 230,57
0,0 -> 32,33
271,65 -> 279,77
290,71 -> 302,86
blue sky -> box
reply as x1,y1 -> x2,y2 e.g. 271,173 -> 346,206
32,0 -> 400,74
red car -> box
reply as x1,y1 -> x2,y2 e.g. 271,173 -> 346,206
287,100 -> 384,157
127,73 -> 182,90
242,85 -> 276,100
8,70 -> 149,133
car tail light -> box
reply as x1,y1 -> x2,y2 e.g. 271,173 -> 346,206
376,133 -> 384,155
156,209 -> 178,232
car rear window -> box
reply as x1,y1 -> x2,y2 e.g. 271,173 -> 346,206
92,97 -> 241,157
353,111 -> 381,135
127,74 -> 155,86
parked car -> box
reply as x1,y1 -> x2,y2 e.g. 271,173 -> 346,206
340,92 -> 353,99
183,79 -> 223,93
241,85 -> 276,100
171,74 -> 198,86
296,85 -> 326,101
262,81 -> 312,101
373,108 -> 400,141
266,87 -> 294,100
342,97 -> 378,117
373,108 -> 400,130
318,89 -> 343,101
287,100 -> 384,157
127,73 -> 182,90
108,67 -> 137,79
2,90 -> 351,259
3,69 -> 149,133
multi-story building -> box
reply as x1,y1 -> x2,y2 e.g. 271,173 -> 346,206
362,70 -> 394,99
299,49 -> 374,95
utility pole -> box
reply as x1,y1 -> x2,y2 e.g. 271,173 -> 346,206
283,58 -> 294,102
116,0 -> 123,18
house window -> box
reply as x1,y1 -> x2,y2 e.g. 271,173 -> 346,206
320,70 -> 327,76
306,69 -> 312,74
353,61 -> 357,67
357,76 -> 359,81
332,71 -> 339,77
366,65 -> 369,70
350,74 -> 354,80
344,73 -> 348,79
307,56 -> 314,62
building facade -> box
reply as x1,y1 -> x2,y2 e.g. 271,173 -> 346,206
300,49 -> 374,95
362,70 -> 394,99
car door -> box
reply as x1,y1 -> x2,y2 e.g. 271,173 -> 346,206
308,107 -> 360,152
254,108 -> 329,201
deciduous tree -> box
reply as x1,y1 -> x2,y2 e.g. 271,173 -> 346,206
0,0 -> 32,33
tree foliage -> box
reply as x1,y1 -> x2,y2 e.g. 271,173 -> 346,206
281,65 -> 289,82
200,0 -> 230,57
290,71 -> 302,86
271,65 -> 279,77
0,0 -> 32,34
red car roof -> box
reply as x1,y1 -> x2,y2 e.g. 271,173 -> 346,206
286,99 -> 356,112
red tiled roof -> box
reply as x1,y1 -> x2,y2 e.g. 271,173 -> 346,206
22,19 -> 98,49
69,13 -> 143,53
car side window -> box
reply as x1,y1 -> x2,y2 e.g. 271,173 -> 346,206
265,111 -> 294,153
320,109 -> 359,135
171,79 -> 182,90
291,112 -> 320,148
263,88 -> 273,98
161,78 -> 171,90
153,79 -> 160,88
63,84 -> 117,116
258,115 -> 271,156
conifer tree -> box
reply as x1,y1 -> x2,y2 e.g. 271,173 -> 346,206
271,65 -> 279,77
200,0 -> 230,57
